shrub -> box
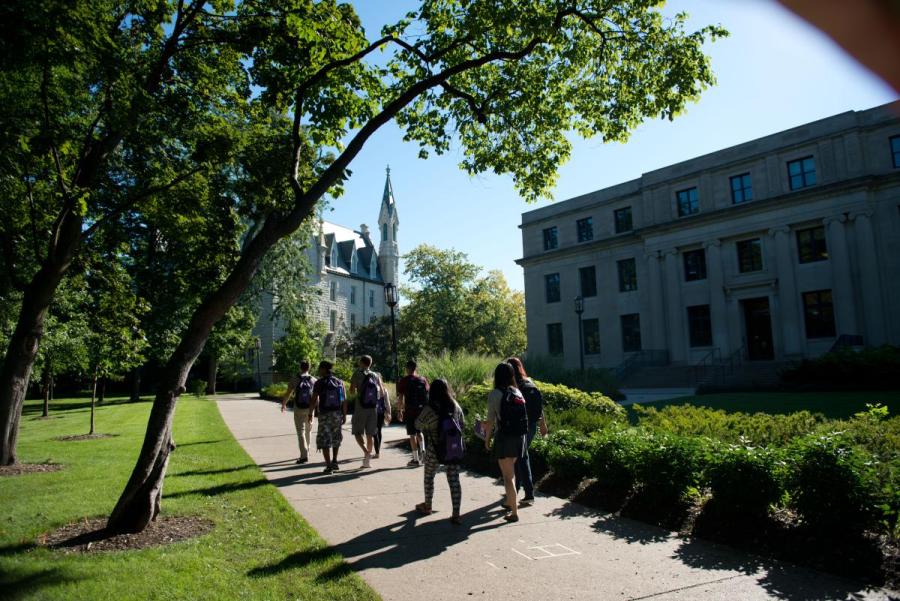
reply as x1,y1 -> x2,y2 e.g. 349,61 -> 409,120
633,432 -> 708,504
332,357 -> 355,382
780,345 -> 900,391
707,445 -> 784,519
188,379 -> 207,397
634,404 -> 822,446
553,406 -> 621,434
543,430 -> 597,482
590,427 -> 643,498
787,432 -> 879,535
417,351 -> 498,395
261,382 -> 288,400
525,354 -> 622,399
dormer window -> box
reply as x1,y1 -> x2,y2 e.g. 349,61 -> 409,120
350,250 -> 358,273
330,244 -> 338,268
370,254 -> 377,277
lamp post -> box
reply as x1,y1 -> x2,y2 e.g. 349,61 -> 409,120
254,337 -> 262,391
384,283 -> 399,382
574,295 -> 585,372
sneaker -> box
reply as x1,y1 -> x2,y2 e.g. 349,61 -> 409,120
296,457 -> 308,464
407,459 -> 420,467
362,455 -> 371,469
519,497 -> 534,508
322,465 -> 334,474
373,453 -> 380,459
331,462 -> 340,471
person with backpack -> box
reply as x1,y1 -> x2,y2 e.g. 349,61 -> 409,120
396,360 -> 429,467
310,360 -> 347,474
414,378 -> 464,524
349,355 -> 388,469
281,360 -> 317,464
483,362 -> 528,523
507,357 -> 548,507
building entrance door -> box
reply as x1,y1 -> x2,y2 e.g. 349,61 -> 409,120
742,297 -> 775,361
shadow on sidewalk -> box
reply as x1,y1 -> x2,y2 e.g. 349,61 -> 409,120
248,504 -> 506,582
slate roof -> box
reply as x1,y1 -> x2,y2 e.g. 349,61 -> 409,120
320,220 -> 383,282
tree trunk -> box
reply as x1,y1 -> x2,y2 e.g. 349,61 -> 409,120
0,212 -> 81,465
41,378 -> 50,418
205,353 -> 218,395
98,378 -> 106,404
129,367 -> 141,402
90,370 -> 97,435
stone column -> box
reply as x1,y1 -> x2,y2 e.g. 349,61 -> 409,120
769,226 -> 802,355
703,240 -> 730,354
663,249 -> 685,362
824,215 -> 859,336
644,251 -> 666,350
850,210 -> 885,345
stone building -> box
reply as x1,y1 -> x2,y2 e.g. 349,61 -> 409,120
518,102 -> 900,381
253,168 -> 400,384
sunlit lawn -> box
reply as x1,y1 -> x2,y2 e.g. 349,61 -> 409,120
0,395 -> 378,601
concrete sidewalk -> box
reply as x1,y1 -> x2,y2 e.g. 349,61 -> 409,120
216,394 -> 896,601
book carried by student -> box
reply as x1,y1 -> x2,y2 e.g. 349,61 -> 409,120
473,419 -> 487,441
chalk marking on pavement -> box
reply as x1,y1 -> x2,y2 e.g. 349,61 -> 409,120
512,543 -> 581,561
486,562 -> 500,569
512,548 -> 534,561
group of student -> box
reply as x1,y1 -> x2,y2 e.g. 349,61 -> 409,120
280,355 -> 547,525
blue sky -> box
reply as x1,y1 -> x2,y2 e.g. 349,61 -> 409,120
322,0 -> 898,293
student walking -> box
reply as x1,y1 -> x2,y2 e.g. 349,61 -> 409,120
349,355 -> 387,469
281,360 -> 316,464
396,360 -> 429,467
483,362 -> 528,523
373,379 -> 391,459
507,357 -> 548,507
310,360 -> 347,474
414,379 -> 465,524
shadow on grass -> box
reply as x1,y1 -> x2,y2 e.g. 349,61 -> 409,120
169,465 -> 257,478
0,567 -> 82,601
22,397 -> 148,416
176,439 -> 227,448
165,479 -> 269,499
0,541 -> 37,556
248,504 -> 505,582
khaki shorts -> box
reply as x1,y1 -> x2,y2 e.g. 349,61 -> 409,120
352,407 -> 378,436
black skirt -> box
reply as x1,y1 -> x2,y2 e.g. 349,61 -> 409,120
491,433 -> 527,460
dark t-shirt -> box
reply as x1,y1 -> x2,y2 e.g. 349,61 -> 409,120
397,374 -> 428,416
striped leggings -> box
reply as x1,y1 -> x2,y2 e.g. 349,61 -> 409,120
423,452 -> 462,515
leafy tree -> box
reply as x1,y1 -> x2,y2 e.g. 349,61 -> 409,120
106,0 -> 725,533
0,0 -> 250,464
272,316 -> 324,377
402,246 -> 525,357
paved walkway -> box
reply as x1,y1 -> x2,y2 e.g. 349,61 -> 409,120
217,394 -> 896,601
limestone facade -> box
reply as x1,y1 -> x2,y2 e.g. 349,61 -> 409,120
518,102 -> 900,369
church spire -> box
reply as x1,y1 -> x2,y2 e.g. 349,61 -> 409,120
382,165 -> 395,215
377,165 -> 399,288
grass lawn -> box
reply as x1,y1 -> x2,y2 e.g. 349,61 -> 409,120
0,395 -> 379,601
629,390 -> 900,420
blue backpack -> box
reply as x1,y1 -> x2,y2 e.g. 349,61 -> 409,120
295,375 -> 314,409
319,376 -> 343,412
435,412 -> 465,465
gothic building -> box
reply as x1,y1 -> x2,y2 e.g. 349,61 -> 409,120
253,168 -> 400,384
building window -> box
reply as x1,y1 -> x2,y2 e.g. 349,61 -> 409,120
329,310 -> 337,333
796,226 -> 828,263
576,217 -> 593,242
803,290 -> 836,338
620,314 -> 642,353
547,323 -> 564,356
687,305 -> 713,347
788,156 -> 816,190
545,273 -> 561,303
329,280 -> 337,301
736,238 -> 763,273
730,173 -> 753,204
891,136 -> 900,168
582,318 -> 601,355
579,266 -> 597,298
676,187 -> 699,217
617,258 -> 637,292
683,249 -> 707,281
350,252 -> 358,273
350,285 -> 357,305
369,289 -> 374,308
543,226 -> 558,250
614,207 -> 633,233
393,223 -> 397,240
331,245 -> 338,267
350,313 -> 356,332
382,223 -> 388,241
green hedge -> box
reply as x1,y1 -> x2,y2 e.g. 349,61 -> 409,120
261,382 -> 288,400
780,345 -> 900,391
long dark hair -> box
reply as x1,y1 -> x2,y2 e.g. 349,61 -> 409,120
429,378 -> 456,416
506,357 -> 527,383
493,362 -> 516,391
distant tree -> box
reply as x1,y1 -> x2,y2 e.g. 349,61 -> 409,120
273,317 -> 324,377
469,270 -> 527,357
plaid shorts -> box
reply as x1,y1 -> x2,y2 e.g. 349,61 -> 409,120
316,411 -> 343,450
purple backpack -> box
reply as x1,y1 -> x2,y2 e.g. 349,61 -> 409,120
436,413 -> 464,465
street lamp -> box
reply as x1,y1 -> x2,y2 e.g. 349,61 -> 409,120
574,295 -> 585,372
254,337 -> 262,392
384,283 -> 399,382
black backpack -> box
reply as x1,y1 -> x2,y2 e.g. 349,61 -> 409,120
359,371 -> 381,409
407,376 -> 429,411
295,375 -> 314,409
519,380 -> 543,425
498,387 -> 528,436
